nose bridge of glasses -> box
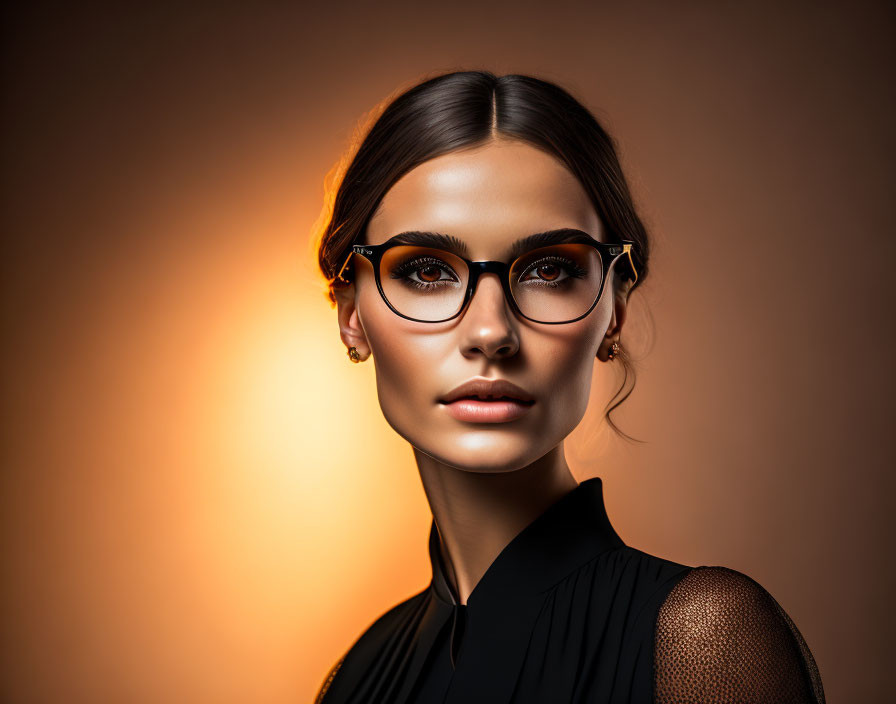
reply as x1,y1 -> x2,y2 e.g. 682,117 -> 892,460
468,260 -> 512,299
451,261 -> 511,321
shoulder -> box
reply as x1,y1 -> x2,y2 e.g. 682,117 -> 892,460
314,587 -> 431,703
339,585 -> 431,659
600,546 -> 694,620
654,566 -> 825,703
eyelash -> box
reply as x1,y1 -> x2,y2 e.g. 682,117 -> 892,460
518,256 -> 588,287
389,255 -> 588,289
390,257 -> 460,289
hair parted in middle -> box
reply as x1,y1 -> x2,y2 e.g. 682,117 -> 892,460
314,69 -> 653,441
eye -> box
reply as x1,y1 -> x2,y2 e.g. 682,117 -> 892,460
517,256 -> 588,287
390,256 -> 461,288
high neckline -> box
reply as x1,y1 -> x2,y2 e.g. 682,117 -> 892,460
427,476 -> 625,609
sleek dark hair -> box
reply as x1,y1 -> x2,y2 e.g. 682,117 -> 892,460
314,70 -> 652,442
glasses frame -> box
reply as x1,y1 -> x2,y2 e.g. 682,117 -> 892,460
335,236 -> 639,325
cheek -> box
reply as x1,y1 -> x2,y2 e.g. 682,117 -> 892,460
531,332 -> 596,404
527,298 -> 612,408
356,283 -> 436,424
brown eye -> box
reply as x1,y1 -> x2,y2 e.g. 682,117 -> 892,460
535,264 -> 561,282
518,256 -> 585,286
419,265 -> 443,283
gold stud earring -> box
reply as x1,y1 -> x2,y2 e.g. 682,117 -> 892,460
347,346 -> 362,363
607,341 -> 620,361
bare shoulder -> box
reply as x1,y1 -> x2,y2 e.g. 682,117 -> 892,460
654,566 -> 825,704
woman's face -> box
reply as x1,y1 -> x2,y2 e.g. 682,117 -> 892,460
337,138 -> 629,473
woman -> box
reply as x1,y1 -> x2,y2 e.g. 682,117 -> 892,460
312,70 -> 825,704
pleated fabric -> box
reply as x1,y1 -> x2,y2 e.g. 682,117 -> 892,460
315,477 -> 823,704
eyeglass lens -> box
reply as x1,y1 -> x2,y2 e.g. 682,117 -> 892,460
380,244 -> 604,323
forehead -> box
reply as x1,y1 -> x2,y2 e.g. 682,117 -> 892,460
365,139 -> 603,258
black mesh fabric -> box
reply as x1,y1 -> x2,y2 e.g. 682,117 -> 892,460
654,566 -> 825,704
313,480 -> 825,703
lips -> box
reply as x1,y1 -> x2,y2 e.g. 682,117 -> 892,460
439,377 -> 535,405
440,397 -> 535,423
438,378 -> 536,423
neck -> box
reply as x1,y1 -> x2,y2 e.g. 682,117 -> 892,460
414,443 -> 579,606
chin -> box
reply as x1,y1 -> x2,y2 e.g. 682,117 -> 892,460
380,401 -> 568,473
412,430 -> 556,474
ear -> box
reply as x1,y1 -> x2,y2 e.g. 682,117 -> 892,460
333,284 -> 372,361
597,277 -> 634,361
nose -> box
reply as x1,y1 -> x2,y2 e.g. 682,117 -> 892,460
457,273 -> 520,360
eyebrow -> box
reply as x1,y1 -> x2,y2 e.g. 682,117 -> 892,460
383,228 -> 598,260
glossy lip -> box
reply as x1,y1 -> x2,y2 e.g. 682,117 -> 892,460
438,377 -> 536,424
438,377 -> 536,405
440,398 -> 535,423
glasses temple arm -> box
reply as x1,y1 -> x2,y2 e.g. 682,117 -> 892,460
621,244 -> 638,285
335,250 -> 354,284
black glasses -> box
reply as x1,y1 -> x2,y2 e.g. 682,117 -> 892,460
335,234 -> 638,324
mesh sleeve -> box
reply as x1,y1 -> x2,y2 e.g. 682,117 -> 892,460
654,566 -> 825,704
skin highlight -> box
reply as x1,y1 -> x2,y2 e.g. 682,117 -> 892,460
334,137 -> 633,605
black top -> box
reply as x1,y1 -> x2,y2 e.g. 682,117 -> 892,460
315,477 -> 825,704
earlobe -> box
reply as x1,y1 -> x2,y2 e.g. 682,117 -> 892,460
597,279 -> 631,361
334,285 -> 372,361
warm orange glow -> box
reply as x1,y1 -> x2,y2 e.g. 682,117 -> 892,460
5,5 -> 887,703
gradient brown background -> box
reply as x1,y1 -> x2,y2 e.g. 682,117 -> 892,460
2,1 -> 893,702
